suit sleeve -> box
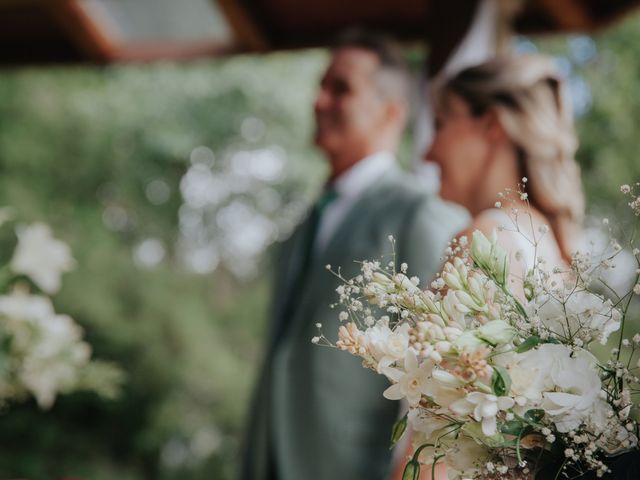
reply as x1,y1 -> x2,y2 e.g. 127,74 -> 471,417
398,196 -> 470,288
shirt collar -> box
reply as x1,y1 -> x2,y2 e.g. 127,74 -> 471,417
331,151 -> 395,199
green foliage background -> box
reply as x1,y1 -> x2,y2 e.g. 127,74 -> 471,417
0,11 -> 639,479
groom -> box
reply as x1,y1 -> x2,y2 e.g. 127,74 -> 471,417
241,31 -> 468,480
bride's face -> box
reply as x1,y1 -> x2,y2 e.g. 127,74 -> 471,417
424,92 -> 493,210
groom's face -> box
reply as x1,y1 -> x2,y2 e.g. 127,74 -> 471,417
313,47 -> 387,159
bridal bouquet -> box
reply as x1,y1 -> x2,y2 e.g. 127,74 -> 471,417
0,211 -> 122,410
320,185 -> 640,479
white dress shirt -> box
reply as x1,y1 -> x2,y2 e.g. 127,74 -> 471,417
314,151 -> 396,253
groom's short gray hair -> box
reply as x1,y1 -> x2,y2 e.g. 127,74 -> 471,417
333,29 -> 412,103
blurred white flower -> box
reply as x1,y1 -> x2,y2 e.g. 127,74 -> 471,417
0,292 -> 91,409
11,223 -> 76,294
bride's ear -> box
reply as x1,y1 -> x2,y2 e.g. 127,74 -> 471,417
482,108 -> 509,144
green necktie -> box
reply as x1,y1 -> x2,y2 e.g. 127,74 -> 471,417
304,185 -> 338,262
273,186 -> 338,346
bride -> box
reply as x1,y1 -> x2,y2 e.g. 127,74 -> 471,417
392,54 -> 585,479
428,54 -> 584,274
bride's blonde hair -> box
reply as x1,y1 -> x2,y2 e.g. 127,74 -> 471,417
443,55 -> 584,261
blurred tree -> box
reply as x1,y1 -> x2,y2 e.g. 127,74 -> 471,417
0,53 -> 326,479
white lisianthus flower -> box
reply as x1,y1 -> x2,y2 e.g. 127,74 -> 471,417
508,344 -> 600,432
527,289 -> 621,345
543,363 -> 601,432
503,361 -> 546,407
450,392 -> 514,436
382,351 -> 433,407
476,320 -> 516,346
11,223 -> 76,294
363,318 -> 411,372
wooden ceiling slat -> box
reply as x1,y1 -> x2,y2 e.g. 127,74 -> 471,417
2,0 -> 640,65
113,40 -> 233,62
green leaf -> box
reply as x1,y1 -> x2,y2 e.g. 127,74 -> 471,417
492,365 -> 512,397
500,420 -> 525,435
516,335 -> 541,353
402,460 -> 420,480
482,431 -> 508,448
524,409 -> 545,424
390,413 -> 408,449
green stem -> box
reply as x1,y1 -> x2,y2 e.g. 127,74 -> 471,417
617,271 -> 640,363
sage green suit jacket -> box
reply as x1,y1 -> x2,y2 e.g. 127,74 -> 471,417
241,167 -> 468,480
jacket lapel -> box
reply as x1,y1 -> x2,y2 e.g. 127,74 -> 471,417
321,166 -> 402,260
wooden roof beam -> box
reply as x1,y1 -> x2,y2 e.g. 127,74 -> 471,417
44,0 -> 118,62
215,0 -> 269,52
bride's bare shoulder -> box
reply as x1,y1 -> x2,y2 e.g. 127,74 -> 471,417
456,209 -> 510,240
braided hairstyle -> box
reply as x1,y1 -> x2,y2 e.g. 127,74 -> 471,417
443,55 -> 584,261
